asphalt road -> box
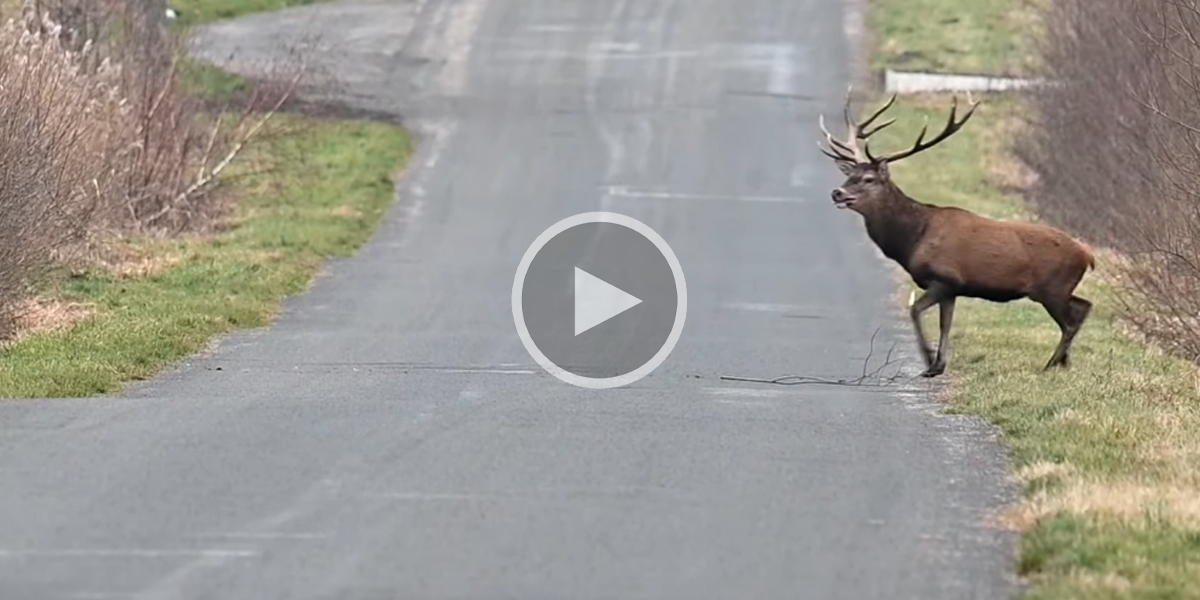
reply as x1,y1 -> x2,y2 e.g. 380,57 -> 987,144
0,0 -> 1019,598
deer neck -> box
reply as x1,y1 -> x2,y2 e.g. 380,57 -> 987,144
860,186 -> 931,267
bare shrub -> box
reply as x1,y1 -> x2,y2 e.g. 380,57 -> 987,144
1112,1 -> 1200,362
112,51 -> 301,233
0,0 -> 305,337
0,16 -> 129,336
1020,0 -> 1200,361
12,0 -> 307,235
1015,0 -> 1159,249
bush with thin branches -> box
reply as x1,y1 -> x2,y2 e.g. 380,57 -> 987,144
0,0 -> 302,338
0,15 -> 130,336
1020,0 -> 1200,361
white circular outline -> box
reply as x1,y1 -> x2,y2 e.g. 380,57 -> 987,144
512,212 -> 688,389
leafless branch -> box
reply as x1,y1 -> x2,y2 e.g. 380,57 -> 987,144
719,327 -> 913,388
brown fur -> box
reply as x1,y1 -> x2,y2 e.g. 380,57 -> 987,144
821,97 -> 1094,377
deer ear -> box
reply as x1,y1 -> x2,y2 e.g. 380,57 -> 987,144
836,160 -> 855,175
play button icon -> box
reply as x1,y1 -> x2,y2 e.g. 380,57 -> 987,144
574,267 -> 642,336
512,212 -> 687,389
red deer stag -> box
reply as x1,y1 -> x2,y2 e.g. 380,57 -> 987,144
817,89 -> 1095,377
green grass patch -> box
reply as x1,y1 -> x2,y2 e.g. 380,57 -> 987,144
871,93 -> 1200,598
1019,515 -> 1200,599
868,0 -> 1042,75
170,0 -> 327,25
0,116 -> 412,397
177,56 -> 249,104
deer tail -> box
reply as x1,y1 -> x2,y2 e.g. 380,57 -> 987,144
1081,241 -> 1096,271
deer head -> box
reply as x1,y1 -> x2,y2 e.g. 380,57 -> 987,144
818,89 -> 981,215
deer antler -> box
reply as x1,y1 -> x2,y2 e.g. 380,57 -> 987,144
817,87 -> 899,165
867,92 -> 982,164
817,88 -> 982,165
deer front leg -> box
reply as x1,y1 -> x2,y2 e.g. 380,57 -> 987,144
909,289 -> 940,371
926,297 -> 956,377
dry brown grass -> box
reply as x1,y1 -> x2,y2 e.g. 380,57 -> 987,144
1063,572 -> 1135,594
330,205 -> 363,219
97,242 -> 185,279
7,297 -> 93,342
1004,478 -> 1200,530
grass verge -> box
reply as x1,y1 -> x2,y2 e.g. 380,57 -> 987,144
170,0 -> 326,25
0,115 -> 412,397
867,0 -> 1041,76
870,91 -> 1200,600
0,0 -> 413,397
868,0 -> 1200,595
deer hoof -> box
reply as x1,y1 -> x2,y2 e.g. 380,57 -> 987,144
1043,355 -> 1069,371
920,365 -> 945,378
919,354 -> 947,377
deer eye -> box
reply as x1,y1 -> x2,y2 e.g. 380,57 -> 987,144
861,175 -> 875,183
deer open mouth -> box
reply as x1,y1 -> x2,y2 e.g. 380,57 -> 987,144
833,197 -> 856,209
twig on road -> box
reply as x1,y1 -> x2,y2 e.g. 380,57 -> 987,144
719,327 -> 915,388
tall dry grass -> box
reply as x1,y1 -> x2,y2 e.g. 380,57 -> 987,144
0,15 -> 129,336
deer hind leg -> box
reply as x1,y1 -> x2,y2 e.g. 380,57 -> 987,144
1041,295 -> 1092,370
1057,296 -> 1092,367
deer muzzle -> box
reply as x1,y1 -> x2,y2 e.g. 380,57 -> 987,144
831,188 -> 855,209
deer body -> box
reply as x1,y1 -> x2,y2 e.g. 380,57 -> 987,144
865,196 -> 1093,302
819,91 -> 1094,377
